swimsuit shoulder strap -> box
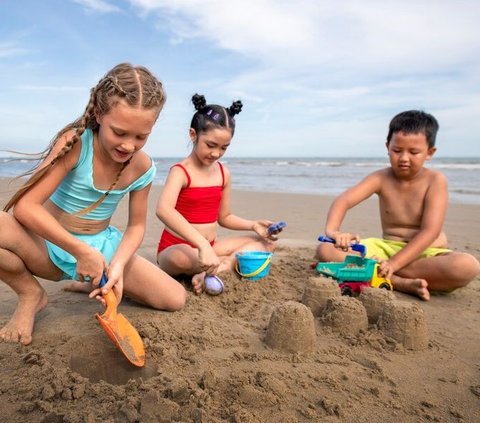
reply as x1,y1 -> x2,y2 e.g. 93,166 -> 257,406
218,162 -> 225,187
172,163 -> 191,188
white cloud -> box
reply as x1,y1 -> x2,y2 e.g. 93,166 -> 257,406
71,0 -> 123,14
128,0 -> 480,74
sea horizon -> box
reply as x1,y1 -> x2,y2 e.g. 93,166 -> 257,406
1,156 -> 479,205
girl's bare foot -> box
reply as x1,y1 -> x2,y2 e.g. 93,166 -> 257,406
0,288 -> 48,345
191,272 -> 206,295
391,275 -> 430,301
63,281 -> 93,294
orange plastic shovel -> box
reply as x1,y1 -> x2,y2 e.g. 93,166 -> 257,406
95,274 -> 145,367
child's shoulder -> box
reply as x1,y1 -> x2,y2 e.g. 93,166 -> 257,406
46,129 -> 82,168
218,160 -> 230,174
362,167 -> 392,184
423,166 -> 446,178
402,166 -> 446,185
386,166 -> 447,193
422,167 -> 448,186
130,150 -> 154,175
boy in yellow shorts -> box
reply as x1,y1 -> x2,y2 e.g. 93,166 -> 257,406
316,110 -> 480,300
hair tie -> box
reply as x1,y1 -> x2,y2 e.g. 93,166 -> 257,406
206,108 -> 222,122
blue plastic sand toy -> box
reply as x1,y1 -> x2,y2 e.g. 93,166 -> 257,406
268,221 -> 287,235
318,235 -> 366,257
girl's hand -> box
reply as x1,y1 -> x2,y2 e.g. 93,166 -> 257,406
252,220 -> 275,240
75,246 -> 107,287
88,263 -> 124,305
198,245 -> 220,276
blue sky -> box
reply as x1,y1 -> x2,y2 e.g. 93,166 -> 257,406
1,0 -> 479,158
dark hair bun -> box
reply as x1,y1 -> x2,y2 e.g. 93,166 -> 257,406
192,94 -> 207,111
228,100 -> 243,117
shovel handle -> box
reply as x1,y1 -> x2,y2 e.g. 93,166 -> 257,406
99,273 -> 117,318
318,235 -> 366,257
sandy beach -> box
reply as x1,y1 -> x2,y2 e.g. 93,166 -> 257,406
0,178 -> 479,423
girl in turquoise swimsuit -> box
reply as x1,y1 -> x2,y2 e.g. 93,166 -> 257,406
0,63 -> 186,345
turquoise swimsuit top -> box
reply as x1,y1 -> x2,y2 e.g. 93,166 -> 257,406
50,128 -> 156,220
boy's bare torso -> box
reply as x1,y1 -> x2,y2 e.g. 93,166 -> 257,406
377,168 -> 447,247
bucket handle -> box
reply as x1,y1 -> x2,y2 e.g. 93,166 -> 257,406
235,254 -> 272,278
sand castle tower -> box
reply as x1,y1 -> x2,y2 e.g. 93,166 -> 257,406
302,276 -> 341,317
378,301 -> 429,350
320,296 -> 368,336
265,301 -> 316,353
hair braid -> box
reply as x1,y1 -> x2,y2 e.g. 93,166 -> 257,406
73,159 -> 130,217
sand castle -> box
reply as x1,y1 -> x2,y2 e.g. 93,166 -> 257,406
265,301 -> 316,353
265,276 -> 429,353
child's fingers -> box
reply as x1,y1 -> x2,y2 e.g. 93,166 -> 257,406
352,234 -> 361,243
378,261 -> 393,279
93,294 -> 106,306
88,288 -> 102,299
111,286 -> 123,305
206,263 -> 219,276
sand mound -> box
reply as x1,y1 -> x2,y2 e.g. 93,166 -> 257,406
301,276 -> 340,316
359,287 -> 395,324
265,301 -> 316,353
378,301 -> 429,350
320,296 -> 369,336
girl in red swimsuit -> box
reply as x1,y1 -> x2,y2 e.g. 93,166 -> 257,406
156,94 -> 278,295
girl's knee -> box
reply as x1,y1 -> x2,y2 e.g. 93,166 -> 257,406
170,288 -> 188,311
151,284 -> 187,312
158,248 -> 196,273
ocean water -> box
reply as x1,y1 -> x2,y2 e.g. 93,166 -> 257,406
1,156 -> 479,205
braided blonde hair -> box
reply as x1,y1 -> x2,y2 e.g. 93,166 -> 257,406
4,63 -> 166,213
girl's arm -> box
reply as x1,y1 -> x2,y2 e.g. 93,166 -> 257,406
217,169 -> 272,237
90,183 -> 151,302
13,133 -> 107,285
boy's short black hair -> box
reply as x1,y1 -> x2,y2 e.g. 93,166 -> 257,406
387,110 -> 439,148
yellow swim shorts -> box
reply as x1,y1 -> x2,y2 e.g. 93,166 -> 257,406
361,238 -> 451,261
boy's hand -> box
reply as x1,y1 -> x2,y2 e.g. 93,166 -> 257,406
328,232 -> 360,251
378,260 -> 395,280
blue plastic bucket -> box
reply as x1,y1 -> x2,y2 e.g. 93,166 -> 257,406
235,251 -> 273,281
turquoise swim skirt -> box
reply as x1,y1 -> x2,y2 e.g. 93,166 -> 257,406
45,226 -> 122,280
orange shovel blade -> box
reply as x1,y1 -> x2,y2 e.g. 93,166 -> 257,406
96,290 -> 145,367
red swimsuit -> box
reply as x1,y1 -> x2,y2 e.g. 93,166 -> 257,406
157,163 -> 225,253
